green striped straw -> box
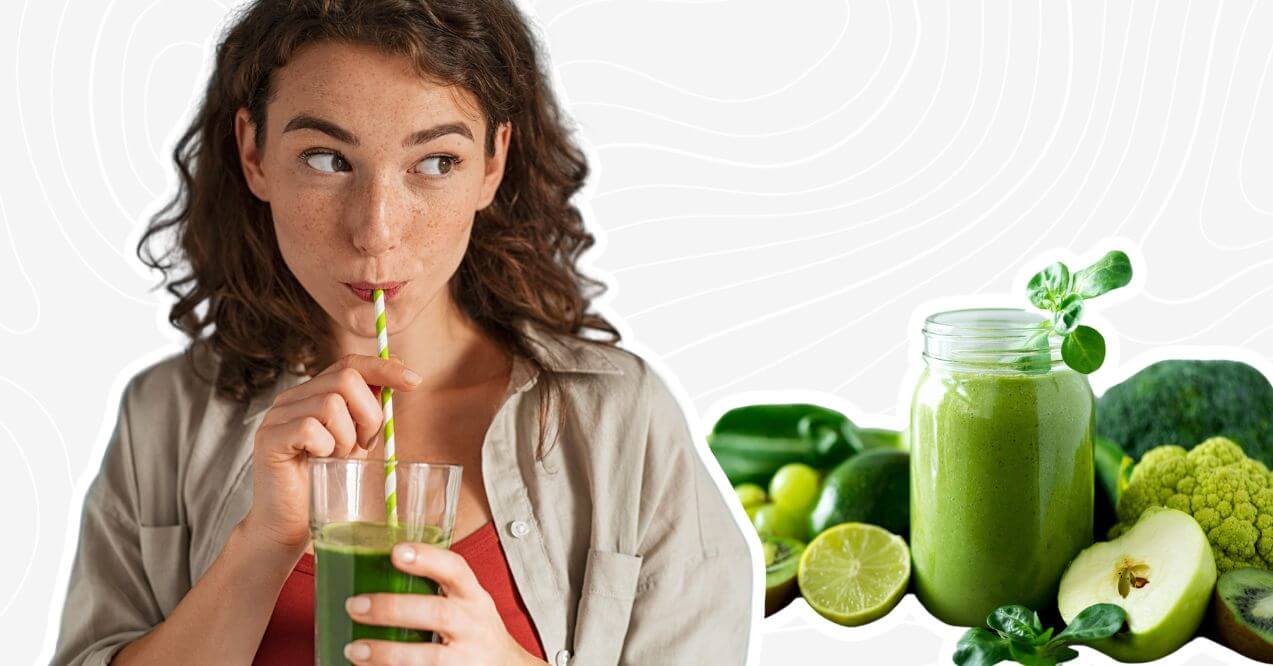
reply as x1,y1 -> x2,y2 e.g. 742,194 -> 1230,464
373,288 -> 398,527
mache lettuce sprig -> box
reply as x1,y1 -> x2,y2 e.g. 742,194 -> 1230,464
1024,250 -> 1133,374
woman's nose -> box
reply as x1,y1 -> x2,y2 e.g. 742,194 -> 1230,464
348,171 -> 407,256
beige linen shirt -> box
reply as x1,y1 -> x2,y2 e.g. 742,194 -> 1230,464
52,321 -> 754,665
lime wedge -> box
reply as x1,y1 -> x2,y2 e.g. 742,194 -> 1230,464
797,522 -> 910,626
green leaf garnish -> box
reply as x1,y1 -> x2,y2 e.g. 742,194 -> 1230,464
1052,603 -> 1126,643
1022,251 -> 1131,374
954,628 -> 1012,666
953,603 -> 1127,666
1027,262 -> 1071,309
1051,294 -> 1084,336
1061,326 -> 1105,374
987,605 -> 1042,639
1072,250 -> 1132,299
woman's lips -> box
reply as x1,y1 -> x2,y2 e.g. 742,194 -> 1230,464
345,281 -> 404,302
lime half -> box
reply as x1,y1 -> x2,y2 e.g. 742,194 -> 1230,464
797,522 -> 910,626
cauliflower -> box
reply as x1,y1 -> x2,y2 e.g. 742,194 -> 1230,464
1112,437 -> 1273,572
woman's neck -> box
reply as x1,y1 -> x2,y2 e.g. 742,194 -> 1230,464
324,288 -> 510,392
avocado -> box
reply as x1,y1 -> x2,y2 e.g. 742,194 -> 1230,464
807,448 -> 909,538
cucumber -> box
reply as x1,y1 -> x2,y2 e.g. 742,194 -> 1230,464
1094,435 -> 1134,537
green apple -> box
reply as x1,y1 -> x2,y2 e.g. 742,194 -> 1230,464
1057,507 -> 1216,662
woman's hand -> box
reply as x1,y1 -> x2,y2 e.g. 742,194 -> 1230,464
341,542 -> 548,666
241,354 -> 423,553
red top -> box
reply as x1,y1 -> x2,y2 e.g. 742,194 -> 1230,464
253,522 -> 546,664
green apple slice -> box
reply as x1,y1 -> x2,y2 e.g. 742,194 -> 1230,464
1057,507 -> 1216,662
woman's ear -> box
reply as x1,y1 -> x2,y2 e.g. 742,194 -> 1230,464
477,122 -> 512,211
234,107 -> 271,202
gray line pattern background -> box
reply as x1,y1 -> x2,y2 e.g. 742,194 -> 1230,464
4,0 -> 1271,663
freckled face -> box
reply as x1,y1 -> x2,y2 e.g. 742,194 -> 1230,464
234,41 -> 509,339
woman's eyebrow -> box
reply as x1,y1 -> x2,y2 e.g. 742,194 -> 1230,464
281,113 -> 474,147
283,114 -> 358,145
403,122 -> 473,146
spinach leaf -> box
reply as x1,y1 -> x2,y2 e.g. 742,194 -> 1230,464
953,628 -> 1011,666
1053,603 -> 1126,643
1072,250 -> 1132,299
952,603 -> 1127,666
1061,325 -> 1106,374
1007,638 -> 1054,666
1023,251 -> 1130,374
1051,294 -> 1084,336
987,605 -> 1042,639
1027,262 -> 1071,309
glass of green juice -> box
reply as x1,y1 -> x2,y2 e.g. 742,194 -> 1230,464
309,459 -> 462,665
910,309 -> 1094,627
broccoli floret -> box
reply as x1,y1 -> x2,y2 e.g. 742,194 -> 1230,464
1113,437 -> 1273,572
1097,360 -> 1273,466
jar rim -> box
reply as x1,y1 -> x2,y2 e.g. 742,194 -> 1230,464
922,308 -> 1047,336
922,308 -> 1063,372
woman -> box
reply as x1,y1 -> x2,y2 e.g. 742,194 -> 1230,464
51,1 -> 754,664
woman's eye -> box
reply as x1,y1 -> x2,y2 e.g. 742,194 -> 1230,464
415,155 -> 456,177
303,152 -> 350,173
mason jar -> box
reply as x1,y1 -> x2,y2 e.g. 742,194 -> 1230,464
910,308 -> 1094,627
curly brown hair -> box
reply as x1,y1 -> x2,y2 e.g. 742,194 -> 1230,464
137,0 -> 618,404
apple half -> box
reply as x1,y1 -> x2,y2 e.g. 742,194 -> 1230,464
1057,507 -> 1217,662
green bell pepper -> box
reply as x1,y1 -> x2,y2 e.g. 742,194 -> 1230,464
708,404 -> 861,486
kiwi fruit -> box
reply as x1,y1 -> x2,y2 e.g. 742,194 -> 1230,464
1215,567 -> 1273,663
763,535 -> 805,616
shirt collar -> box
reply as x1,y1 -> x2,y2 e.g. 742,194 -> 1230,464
514,318 -> 624,376
240,318 -> 621,424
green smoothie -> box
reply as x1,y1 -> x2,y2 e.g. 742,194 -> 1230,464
315,521 -> 446,665
910,366 -> 1094,627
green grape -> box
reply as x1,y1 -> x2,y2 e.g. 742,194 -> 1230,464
769,463 -> 820,514
751,503 -> 807,541
734,483 -> 767,509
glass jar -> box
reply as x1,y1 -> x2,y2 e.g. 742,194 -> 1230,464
910,309 -> 1094,626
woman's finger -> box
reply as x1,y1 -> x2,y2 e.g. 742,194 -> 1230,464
275,363 -> 411,447
391,543 -> 485,602
343,639 -> 444,666
261,392 -> 359,456
348,441 -> 372,460
256,416 -> 336,461
318,353 -> 422,387
272,368 -> 380,446
344,593 -> 463,636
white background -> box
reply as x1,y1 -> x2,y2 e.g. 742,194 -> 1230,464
4,0 -> 1273,663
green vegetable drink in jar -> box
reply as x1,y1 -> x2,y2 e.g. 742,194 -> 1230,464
910,309 -> 1094,626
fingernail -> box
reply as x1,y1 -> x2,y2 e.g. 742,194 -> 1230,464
403,369 -> 422,384
344,642 -> 371,661
394,543 -> 416,563
346,596 -> 371,615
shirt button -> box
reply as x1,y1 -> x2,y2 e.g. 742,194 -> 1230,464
554,649 -> 571,665
509,520 -> 530,538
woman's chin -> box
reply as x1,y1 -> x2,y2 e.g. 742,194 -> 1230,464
331,301 -> 417,341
